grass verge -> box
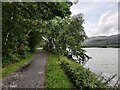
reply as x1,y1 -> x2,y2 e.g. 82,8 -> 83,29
2,53 -> 34,78
45,54 -> 73,88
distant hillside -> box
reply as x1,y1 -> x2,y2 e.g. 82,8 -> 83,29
82,34 -> 120,47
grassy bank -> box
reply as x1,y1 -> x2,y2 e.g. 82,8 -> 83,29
45,54 -> 108,88
2,53 -> 34,78
60,56 -> 108,89
45,54 -> 73,88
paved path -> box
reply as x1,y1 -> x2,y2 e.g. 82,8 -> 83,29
2,51 -> 47,89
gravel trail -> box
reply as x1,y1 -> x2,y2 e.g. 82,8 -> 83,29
2,51 -> 47,89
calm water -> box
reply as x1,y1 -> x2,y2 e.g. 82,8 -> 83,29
84,48 -> 118,86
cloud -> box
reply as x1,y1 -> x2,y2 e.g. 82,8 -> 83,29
70,2 -> 98,16
86,10 -> 118,37
70,0 -> 119,2
70,2 -> 118,37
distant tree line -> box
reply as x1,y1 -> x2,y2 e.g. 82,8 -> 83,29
82,45 -> 120,48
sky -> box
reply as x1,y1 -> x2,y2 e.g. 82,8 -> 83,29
70,0 -> 119,37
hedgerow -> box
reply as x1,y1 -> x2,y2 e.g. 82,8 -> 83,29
60,60 -> 108,89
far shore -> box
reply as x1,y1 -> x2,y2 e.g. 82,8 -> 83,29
82,46 -> 120,48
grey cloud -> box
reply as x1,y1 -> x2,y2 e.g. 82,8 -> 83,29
90,10 -> 118,36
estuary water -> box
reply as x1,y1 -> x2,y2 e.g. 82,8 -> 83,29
84,48 -> 119,86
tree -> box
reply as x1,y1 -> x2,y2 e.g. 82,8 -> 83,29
43,14 -> 90,64
2,2 -> 72,67
67,13 -> 89,64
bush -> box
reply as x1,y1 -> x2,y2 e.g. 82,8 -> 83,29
60,60 -> 107,89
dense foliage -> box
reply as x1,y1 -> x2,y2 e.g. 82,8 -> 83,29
2,2 -> 71,67
60,58 -> 108,89
43,14 -> 89,63
2,2 -> 89,67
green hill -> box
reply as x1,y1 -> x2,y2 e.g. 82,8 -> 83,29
82,34 -> 120,48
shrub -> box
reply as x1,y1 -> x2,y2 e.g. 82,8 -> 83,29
60,60 -> 107,89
